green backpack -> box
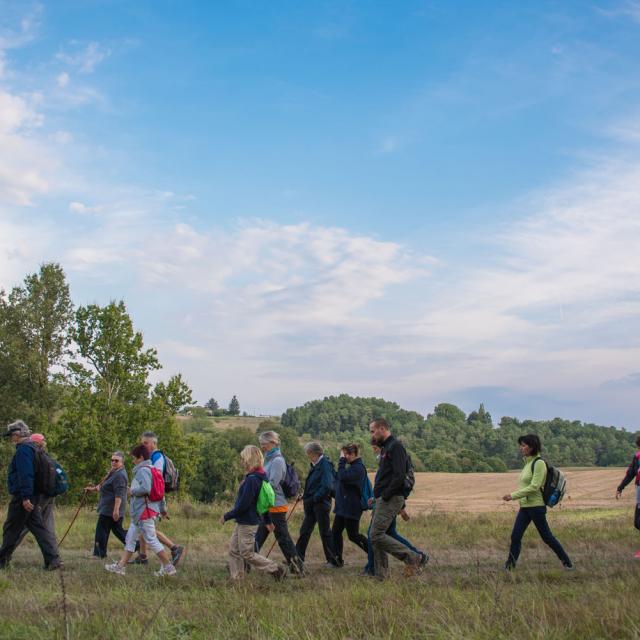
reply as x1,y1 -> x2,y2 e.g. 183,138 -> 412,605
256,480 -> 276,515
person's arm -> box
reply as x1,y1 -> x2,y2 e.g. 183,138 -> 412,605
131,468 -> 151,497
224,478 -> 254,522
313,462 -> 334,502
382,444 -> 407,501
113,496 -> 122,520
511,460 -> 546,500
617,455 -> 638,494
268,457 -> 286,491
337,459 -> 364,486
16,445 -> 35,503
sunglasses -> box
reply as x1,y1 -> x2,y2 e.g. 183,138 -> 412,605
110,459 -> 120,463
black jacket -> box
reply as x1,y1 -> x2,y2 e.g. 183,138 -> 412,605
334,457 -> 366,519
618,452 -> 640,493
373,435 -> 408,502
303,456 -> 334,506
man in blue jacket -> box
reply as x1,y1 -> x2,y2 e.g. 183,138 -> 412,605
0,420 -> 61,570
295,442 -> 339,567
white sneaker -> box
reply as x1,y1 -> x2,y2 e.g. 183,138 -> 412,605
105,562 -> 125,575
154,563 -> 177,577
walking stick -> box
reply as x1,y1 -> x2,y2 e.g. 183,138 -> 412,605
265,494 -> 302,558
58,489 -> 88,547
58,468 -> 110,547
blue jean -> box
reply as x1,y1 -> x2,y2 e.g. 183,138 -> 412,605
363,516 -> 421,574
506,506 -> 571,567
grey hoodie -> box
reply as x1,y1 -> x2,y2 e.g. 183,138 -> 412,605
264,448 -> 287,508
129,459 -> 165,523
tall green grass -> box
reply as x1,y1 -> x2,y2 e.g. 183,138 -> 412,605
0,503 -> 638,639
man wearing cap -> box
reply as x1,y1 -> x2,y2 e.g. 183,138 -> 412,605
0,420 -> 61,570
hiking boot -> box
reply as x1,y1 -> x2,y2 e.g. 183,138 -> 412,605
154,563 -> 177,577
325,561 -> 341,569
288,557 -> 305,577
105,562 -> 126,576
403,555 -> 423,578
171,545 -> 185,567
272,565 -> 288,582
420,552 -> 429,567
45,559 -> 62,571
563,563 -> 574,571
634,550 -> 640,559
130,554 -> 148,565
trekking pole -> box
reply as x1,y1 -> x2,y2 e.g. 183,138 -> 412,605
58,488 -> 88,547
265,494 -> 302,559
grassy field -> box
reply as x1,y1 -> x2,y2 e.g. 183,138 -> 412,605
176,415 -> 268,433
1,490 -> 639,640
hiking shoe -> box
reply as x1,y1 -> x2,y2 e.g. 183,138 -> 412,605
420,552 -> 429,567
105,563 -> 126,576
272,565 -> 288,582
129,555 -> 148,565
45,560 -> 62,571
403,555 -> 423,578
563,563 -> 574,571
171,545 -> 185,567
633,550 -> 640,559
325,562 -> 341,569
155,563 -> 177,577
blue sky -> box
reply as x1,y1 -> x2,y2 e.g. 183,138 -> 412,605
1,1 -> 640,426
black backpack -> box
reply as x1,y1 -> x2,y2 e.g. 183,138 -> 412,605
32,446 -> 69,497
531,458 -> 567,508
280,459 -> 301,499
403,453 -> 415,498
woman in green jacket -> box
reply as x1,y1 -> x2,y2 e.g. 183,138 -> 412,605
502,434 -> 573,570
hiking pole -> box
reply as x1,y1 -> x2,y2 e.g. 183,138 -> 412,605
265,494 -> 302,559
58,488 -> 88,547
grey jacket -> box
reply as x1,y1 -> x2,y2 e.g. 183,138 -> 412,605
264,448 -> 287,508
129,460 -> 165,524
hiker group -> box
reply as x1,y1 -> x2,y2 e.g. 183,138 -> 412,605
2,417 -> 640,579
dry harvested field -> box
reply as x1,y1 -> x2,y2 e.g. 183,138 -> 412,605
403,467 -> 632,514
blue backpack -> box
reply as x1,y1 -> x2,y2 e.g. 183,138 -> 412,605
360,474 -> 374,511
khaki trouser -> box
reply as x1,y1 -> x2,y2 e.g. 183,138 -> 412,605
370,495 -> 420,579
228,524 -> 279,579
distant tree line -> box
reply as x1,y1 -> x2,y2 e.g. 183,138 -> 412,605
281,395 -> 637,472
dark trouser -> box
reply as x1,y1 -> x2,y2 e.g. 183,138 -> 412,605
332,514 -> 368,563
506,506 -> 572,568
370,495 -> 421,579
255,511 -> 300,563
0,495 -> 60,568
634,504 -> 640,531
93,514 -> 128,558
16,497 -> 55,546
296,500 -> 337,564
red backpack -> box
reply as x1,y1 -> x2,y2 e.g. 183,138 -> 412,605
149,467 -> 165,501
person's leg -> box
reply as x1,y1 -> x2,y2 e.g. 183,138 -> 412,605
530,507 -> 572,567
270,512 -> 301,565
0,496 -> 30,567
140,519 -> 174,570
388,518 -> 422,555
364,516 -> 375,574
238,524 -> 279,575
314,503 -> 338,565
228,524 -> 245,579
506,509 -> 532,568
107,522 -> 140,572
344,517 -> 369,554
156,529 -> 175,549
331,515 -> 345,565
370,496 -> 420,578
24,496 -> 60,568
295,503 -> 317,562
254,521 -> 270,552
94,515 -> 112,558
111,517 -> 128,546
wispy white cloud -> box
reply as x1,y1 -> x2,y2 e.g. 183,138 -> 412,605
56,41 -> 112,75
